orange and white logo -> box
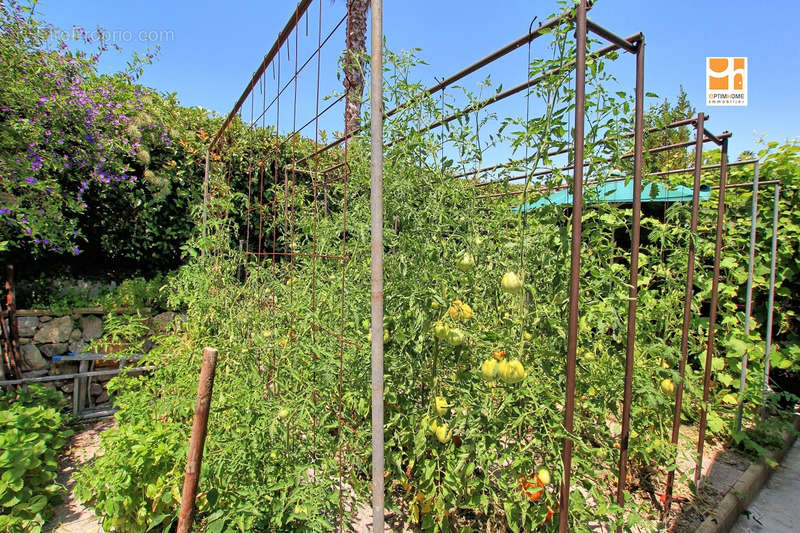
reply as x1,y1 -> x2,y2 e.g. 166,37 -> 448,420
706,57 -> 747,106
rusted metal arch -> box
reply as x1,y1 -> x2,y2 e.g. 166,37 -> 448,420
453,113 -> 709,181
473,133 -> 727,197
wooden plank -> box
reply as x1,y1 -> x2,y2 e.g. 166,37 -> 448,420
79,408 -> 118,420
51,353 -> 145,362
0,366 -> 156,387
1,307 -> 150,318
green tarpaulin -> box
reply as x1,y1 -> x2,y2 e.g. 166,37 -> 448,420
514,181 -> 712,212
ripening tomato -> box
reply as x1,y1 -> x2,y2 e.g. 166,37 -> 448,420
434,396 -> 449,417
660,378 -> 675,396
448,300 -> 474,321
481,359 -> 498,382
448,301 -> 461,320
518,476 -> 545,502
435,423 -> 452,444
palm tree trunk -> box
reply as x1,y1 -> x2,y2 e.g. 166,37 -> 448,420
344,0 -> 369,137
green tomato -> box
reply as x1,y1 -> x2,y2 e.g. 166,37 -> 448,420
457,253 -> 475,272
367,328 -> 390,344
498,358 -> 526,384
501,271 -> 523,294
446,328 -> 465,347
537,467 -> 551,486
433,322 -> 449,341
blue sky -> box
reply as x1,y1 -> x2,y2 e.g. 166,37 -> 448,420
37,0 -> 800,160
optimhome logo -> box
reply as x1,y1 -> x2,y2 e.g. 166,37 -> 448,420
706,57 -> 747,106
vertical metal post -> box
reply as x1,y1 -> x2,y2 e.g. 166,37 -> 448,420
735,161 -> 759,432
560,2 -> 586,531
369,0 -> 385,529
663,113 -> 704,514
177,347 -> 219,533
616,36 -> 644,530
202,150 -> 210,239
761,184 -> 780,419
695,137 -> 729,488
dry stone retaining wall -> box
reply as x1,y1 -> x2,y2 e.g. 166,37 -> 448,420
4,309 -> 176,410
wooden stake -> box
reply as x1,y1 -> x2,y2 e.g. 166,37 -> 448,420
2,265 -> 22,380
177,347 -> 219,533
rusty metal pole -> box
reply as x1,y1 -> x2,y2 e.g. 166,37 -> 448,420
177,347 -> 219,533
3,265 -> 22,380
559,2 -> 586,531
760,184 -> 780,420
663,113 -> 705,515
616,36 -> 644,531
695,137 -> 729,488
735,161 -> 759,432
369,0 -> 385,528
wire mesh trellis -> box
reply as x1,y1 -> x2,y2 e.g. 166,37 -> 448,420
205,0 -> 368,529
199,0 -> 783,530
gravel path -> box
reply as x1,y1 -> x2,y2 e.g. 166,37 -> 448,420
44,418 -> 114,533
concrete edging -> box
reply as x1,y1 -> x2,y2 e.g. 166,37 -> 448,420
695,414 -> 800,533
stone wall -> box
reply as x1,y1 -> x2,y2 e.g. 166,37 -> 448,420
5,311 -> 110,408
3,310 -> 176,411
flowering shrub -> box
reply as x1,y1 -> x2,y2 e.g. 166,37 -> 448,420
0,0 -> 168,255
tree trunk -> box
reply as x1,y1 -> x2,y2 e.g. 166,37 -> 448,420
344,0 -> 369,137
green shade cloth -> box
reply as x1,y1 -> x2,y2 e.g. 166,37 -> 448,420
514,181 -> 712,212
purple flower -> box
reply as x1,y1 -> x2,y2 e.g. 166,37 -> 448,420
26,177 -> 37,184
